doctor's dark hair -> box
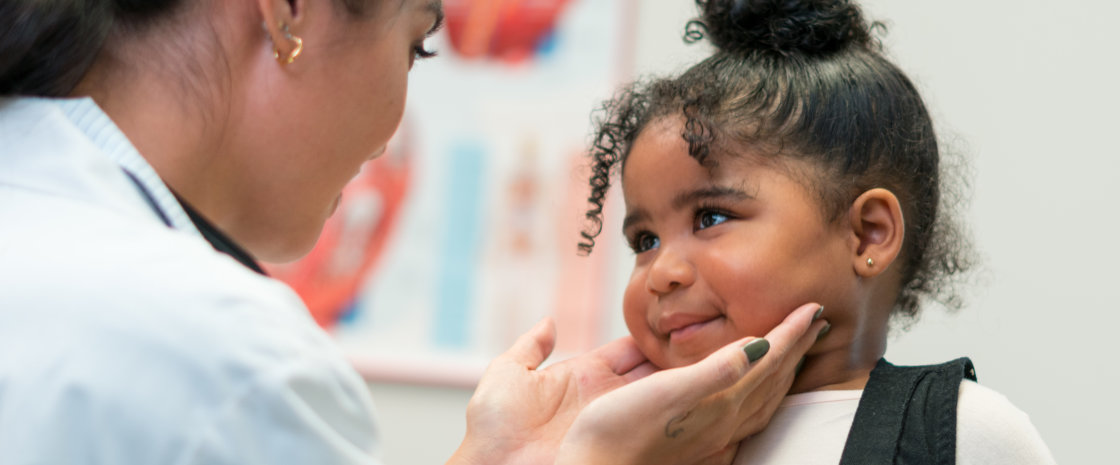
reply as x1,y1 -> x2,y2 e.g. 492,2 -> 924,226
0,0 -> 383,98
579,0 -> 972,322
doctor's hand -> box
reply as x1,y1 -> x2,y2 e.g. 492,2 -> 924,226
556,302 -> 827,465
447,318 -> 656,465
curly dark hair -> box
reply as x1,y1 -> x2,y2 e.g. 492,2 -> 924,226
579,0 -> 973,322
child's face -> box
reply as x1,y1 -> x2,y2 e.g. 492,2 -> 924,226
620,119 -> 855,369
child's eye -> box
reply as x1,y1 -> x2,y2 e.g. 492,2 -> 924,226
695,210 -> 730,230
628,232 -> 660,254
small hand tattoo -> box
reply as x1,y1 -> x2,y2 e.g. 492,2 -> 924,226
664,411 -> 691,438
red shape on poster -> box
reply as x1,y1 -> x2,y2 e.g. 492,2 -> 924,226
444,0 -> 572,63
267,132 -> 413,328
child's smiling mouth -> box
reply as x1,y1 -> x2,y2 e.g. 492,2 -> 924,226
659,313 -> 726,344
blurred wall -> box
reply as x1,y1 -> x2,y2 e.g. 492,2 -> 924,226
367,1 -> 1120,463
863,1 -> 1120,462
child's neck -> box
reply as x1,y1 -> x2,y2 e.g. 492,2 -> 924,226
787,330 -> 887,394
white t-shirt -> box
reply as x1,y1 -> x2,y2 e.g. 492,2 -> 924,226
0,97 -> 383,464
734,380 -> 1056,464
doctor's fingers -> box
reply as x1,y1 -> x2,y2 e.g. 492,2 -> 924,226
583,335 -> 649,376
499,317 -> 558,370
759,302 -> 827,363
621,361 -> 658,384
727,307 -> 830,440
723,302 -> 826,403
666,303 -> 823,443
702,302 -> 824,404
688,443 -> 740,465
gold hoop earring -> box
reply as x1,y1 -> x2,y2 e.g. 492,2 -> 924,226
866,257 -> 875,267
274,24 -> 303,65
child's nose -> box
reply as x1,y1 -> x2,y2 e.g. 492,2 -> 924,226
646,246 -> 696,295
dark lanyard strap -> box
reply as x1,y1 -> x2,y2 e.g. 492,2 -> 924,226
838,357 -> 976,465
173,193 -> 267,276
121,168 -> 267,276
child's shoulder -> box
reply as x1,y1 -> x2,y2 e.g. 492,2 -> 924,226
955,380 -> 1056,464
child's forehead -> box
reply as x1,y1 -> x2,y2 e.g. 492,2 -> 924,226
621,151 -> 769,205
620,125 -> 825,210
623,121 -> 782,184
621,157 -> 767,199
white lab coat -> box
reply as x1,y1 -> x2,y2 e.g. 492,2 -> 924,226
0,97 -> 382,464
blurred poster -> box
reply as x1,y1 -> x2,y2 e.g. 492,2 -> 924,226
267,0 -> 635,386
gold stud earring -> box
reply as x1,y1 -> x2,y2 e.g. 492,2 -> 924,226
866,257 -> 874,267
274,23 -> 303,65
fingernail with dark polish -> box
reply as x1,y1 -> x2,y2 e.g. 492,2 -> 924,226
795,357 -> 805,375
816,322 -> 832,341
813,305 -> 825,321
743,338 -> 770,363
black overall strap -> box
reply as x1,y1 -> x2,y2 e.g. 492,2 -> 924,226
838,357 -> 976,465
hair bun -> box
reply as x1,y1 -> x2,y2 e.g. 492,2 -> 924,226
691,0 -> 873,57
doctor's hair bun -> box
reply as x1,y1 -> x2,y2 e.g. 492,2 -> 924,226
688,0 -> 876,57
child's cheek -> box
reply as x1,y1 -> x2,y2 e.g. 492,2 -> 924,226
621,269 -> 664,367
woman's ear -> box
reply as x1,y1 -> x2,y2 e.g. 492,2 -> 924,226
847,188 -> 905,278
258,0 -> 305,63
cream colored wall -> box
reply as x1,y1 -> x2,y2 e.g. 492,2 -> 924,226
863,1 -> 1119,463
365,383 -> 472,464
367,1 -> 1119,463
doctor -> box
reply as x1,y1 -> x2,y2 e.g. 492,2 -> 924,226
0,0 -> 827,464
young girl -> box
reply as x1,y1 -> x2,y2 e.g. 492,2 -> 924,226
580,0 -> 1055,463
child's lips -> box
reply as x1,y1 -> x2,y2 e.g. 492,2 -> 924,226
659,313 -> 723,343
668,319 -> 720,344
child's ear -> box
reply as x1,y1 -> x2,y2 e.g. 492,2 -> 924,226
846,188 -> 905,278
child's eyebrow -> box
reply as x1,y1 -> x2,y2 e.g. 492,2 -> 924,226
622,209 -> 649,232
672,185 -> 754,209
622,185 -> 753,231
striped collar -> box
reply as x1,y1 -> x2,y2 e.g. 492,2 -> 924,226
56,97 -> 264,275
